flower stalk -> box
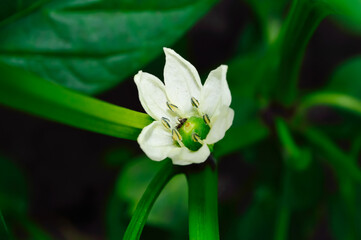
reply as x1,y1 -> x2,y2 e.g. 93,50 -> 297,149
186,158 -> 219,240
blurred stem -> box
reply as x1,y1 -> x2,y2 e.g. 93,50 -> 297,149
186,158 -> 219,240
300,128 -> 361,183
274,168 -> 291,240
275,117 -> 300,159
123,160 -> 176,240
297,92 -> 361,120
0,210 -> 9,237
275,0 -> 330,105
350,135 -> 361,160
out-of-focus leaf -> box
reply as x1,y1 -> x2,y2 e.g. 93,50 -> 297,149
106,191 -> 129,240
323,0 -> 361,26
0,0 -> 217,94
123,159 -> 176,240
231,185 -> 277,240
327,56 -> 361,99
117,157 -> 187,231
274,0 -> 328,105
119,158 -> 185,238
0,62 -> 153,141
0,156 -> 27,215
243,0 -> 288,43
0,0 -> 40,22
0,211 -> 11,240
214,53 -> 270,157
284,161 -> 324,210
329,184 -> 361,240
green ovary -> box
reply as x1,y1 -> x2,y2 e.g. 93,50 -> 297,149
178,116 -> 210,151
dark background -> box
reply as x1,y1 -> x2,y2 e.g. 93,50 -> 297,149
0,0 -> 361,238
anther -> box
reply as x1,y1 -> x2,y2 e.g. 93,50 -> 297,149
203,114 -> 211,126
191,97 -> 199,108
172,129 -> 184,147
161,117 -> 171,130
192,133 -> 204,144
167,102 -> 179,113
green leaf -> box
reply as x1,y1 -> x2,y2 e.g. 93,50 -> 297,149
123,159 -> 176,240
329,182 -> 361,240
186,161 -> 219,240
301,128 -> 361,184
116,156 -> 187,231
213,53 -> 270,157
0,211 -> 11,240
327,56 -> 361,99
0,62 -> 153,140
0,156 -> 27,216
243,0 -> 288,44
0,0 -> 217,94
274,0 -> 329,104
231,185 -> 277,240
298,92 -> 361,119
0,0 -> 41,22
323,0 -> 361,26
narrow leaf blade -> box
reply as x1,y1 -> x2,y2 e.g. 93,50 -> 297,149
0,62 -> 153,140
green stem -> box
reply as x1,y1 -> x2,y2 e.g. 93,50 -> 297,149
275,0 -> 330,105
123,160 -> 176,240
274,168 -> 291,240
275,118 -> 300,159
186,159 -> 219,240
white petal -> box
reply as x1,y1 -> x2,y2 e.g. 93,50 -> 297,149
137,121 -> 175,161
200,65 -> 231,118
134,71 -> 171,121
163,48 -> 202,115
205,107 -> 234,144
169,144 -> 210,165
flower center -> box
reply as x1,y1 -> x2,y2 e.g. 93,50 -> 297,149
178,116 -> 210,151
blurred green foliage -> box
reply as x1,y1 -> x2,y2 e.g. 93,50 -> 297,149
1,0 -> 361,239
0,0 -> 216,94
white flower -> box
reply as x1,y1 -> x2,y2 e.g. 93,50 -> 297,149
134,48 -> 234,165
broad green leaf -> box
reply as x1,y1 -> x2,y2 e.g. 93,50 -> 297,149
0,0 -> 40,22
187,162 -> 219,240
0,0 -> 216,94
116,157 -> 187,231
0,62 -> 153,140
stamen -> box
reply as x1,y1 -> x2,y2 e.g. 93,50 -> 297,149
167,102 -> 179,113
192,133 -> 204,144
172,129 -> 184,147
191,97 -> 199,108
161,117 -> 171,130
203,114 -> 211,127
